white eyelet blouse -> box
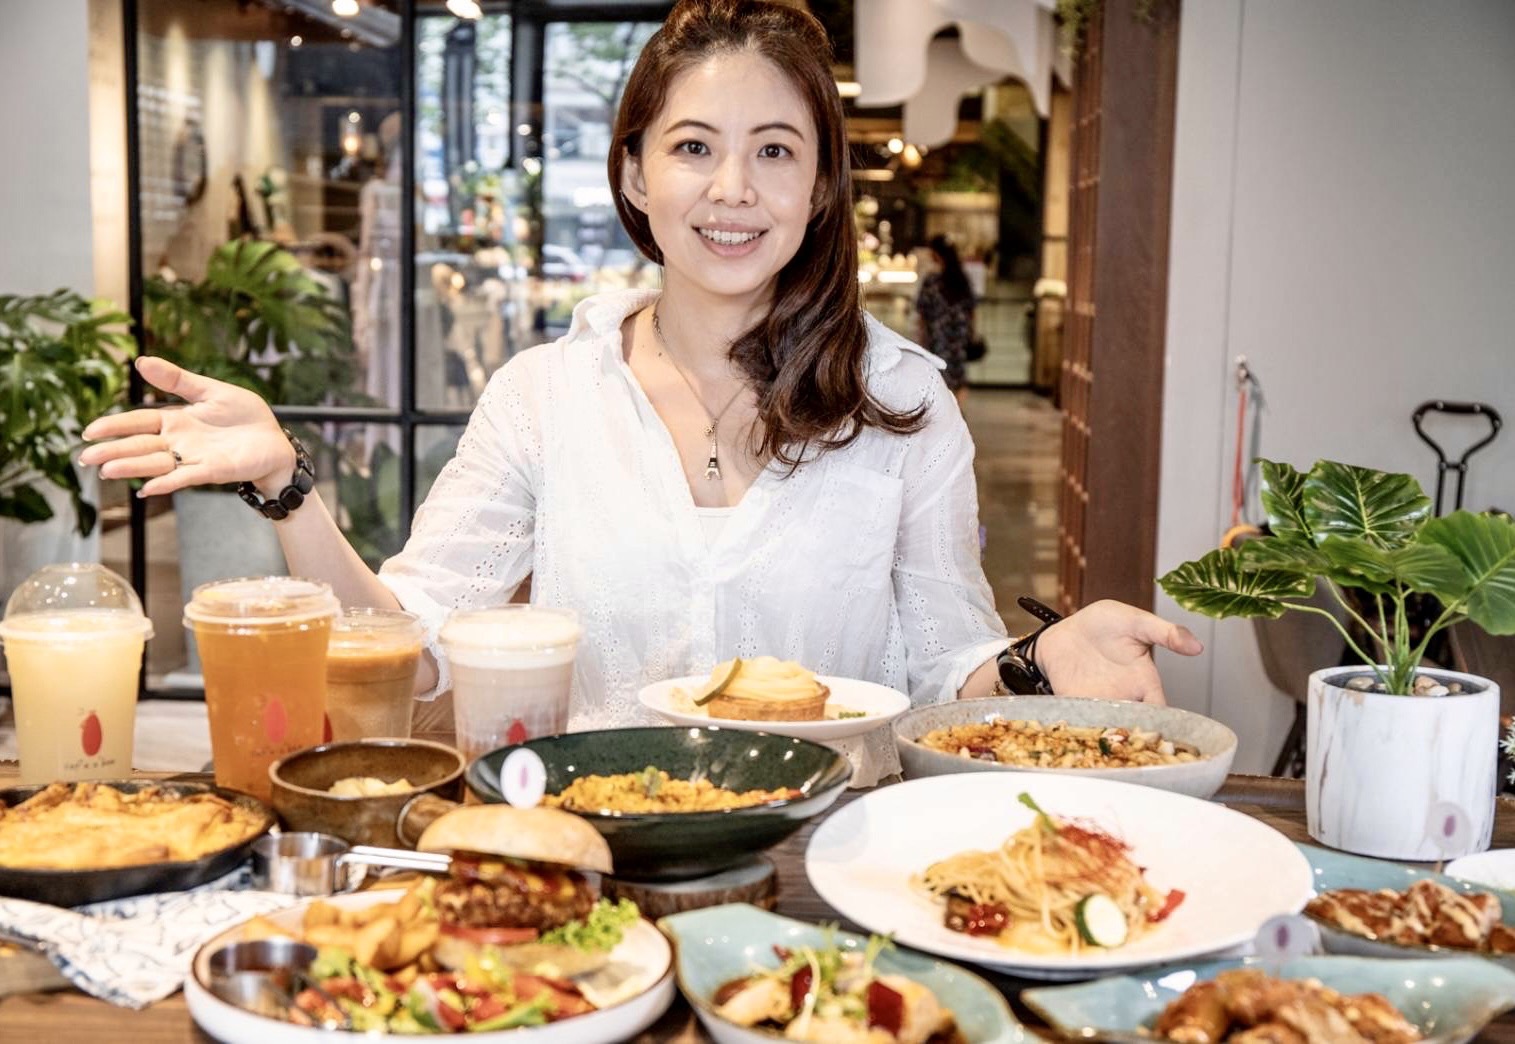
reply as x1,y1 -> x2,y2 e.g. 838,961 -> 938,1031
378,289 -> 1010,782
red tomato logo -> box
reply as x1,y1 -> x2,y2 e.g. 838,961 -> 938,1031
506,719 -> 528,745
81,712 -> 103,757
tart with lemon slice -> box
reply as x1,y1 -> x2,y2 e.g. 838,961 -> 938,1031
689,657 -> 830,722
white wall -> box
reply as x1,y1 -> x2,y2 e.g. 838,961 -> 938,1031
0,0 -> 96,296
1159,0 -> 1515,772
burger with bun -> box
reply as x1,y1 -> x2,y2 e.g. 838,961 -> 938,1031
417,804 -> 637,977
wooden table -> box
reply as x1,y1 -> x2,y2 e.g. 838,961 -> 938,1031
4,769 -> 1515,1041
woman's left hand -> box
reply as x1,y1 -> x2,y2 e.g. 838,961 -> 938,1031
1033,599 -> 1203,705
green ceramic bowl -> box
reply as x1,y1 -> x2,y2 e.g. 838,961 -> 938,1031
465,727 -> 852,881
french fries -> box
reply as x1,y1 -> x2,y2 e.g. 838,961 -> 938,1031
250,877 -> 439,973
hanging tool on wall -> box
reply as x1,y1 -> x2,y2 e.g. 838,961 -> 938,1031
1221,356 -> 1266,549
1412,401 -> 1503,516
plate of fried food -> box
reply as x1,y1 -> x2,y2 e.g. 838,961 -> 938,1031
892,696 -> 1237,799
806,773 -> 1312,980
1022,956 -> 1515,1043
185,804 -> 675,1041
1301,844 -> 1515,968
0,779 -> 274,906
637,657 -> 911,741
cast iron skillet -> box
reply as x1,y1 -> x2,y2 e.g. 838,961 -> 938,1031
0,779 -> 275,908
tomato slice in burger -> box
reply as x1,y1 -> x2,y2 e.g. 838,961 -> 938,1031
440,922 -> 541,945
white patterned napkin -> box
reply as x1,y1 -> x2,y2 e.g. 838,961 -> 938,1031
0,868 -> 297,1008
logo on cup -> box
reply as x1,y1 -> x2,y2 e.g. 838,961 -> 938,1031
507,719 -> 528,745
80,712 -> 102,757
265,697 -> 289,745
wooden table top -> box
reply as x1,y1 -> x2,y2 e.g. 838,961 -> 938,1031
3,768 -> 1514,1042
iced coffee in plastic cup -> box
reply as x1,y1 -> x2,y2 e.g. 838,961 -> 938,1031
439,606 -> 580,760
184,576 -> 339,800
0,563 -> 153,784
325,608 -> 423,741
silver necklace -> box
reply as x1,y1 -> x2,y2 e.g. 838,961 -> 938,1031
651,305 -> 744,481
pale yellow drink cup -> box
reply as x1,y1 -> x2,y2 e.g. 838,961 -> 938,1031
439,606 -> 581,760
0,563 -> 153,784
325,608 -> 423,741
184,576 -> 339,801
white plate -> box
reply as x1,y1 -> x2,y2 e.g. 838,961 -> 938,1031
185,891 -> 676,1043
1446,849 -> 1515,892
637,674 -> 911,741
805,773 -> 1313,979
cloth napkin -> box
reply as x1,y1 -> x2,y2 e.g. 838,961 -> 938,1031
0,867 -> 297,1008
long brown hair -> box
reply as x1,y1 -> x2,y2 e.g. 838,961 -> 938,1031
609,0 -> 925,469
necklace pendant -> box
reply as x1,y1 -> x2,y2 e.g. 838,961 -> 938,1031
705,454 -> 721,481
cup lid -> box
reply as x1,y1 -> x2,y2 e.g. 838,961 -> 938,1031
439,606 -> 581,654
183,576 -> 340,626
0,562 -> 153,641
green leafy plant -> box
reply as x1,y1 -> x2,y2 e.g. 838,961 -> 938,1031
143,239 -> 355,406
0,290 -> 135,534
1159,459 -> 1515,695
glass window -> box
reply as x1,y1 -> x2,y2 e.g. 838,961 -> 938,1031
135,0 -> 403,408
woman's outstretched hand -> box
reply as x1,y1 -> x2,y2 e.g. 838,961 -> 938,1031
78,357 -> 295,498
1034,599 -> 1203,705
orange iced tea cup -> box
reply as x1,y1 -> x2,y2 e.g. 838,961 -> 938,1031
184,576 -> 339,800
325,608 -> 423,741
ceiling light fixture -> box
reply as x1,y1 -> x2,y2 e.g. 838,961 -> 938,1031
446,0 -> 482,19
289,34 -> 303,48
835,80 -> 862,98
886,137 -> 904,155
331,0 -> 359,16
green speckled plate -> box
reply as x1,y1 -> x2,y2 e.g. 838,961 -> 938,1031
1023,955 -> 1515,1043
466,727 -> 851,881
659,903 -> 1042,1043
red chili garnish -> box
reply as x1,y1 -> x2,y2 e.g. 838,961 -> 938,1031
867,981 -> 905,1036
789,966 -> 815,1013
1150,888 -> 1186,923
772,945 -> 791,961
964,902 -> 1010,936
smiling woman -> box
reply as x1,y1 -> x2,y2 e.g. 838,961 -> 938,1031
79,0 -> 1202,786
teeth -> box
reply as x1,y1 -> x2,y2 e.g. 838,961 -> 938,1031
700,228 -> 762,246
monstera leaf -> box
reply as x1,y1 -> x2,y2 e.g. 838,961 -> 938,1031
1420,511 -> 1515,634
1321,538 -> 1468,600
1159,548 -> 1314,619
1303,461 -> 1431,550
1259,459 -> 1313,545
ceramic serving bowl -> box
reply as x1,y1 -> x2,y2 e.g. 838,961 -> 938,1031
893,695 -> 1236,799
465,726 -> 852,882
269,739 -> 465,848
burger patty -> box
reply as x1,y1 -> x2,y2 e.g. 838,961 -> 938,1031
436,862 -> 595,933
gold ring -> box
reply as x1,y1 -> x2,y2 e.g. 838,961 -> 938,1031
170,450 -> 183,470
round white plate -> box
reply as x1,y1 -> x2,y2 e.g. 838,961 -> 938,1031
1447,850 -> 1515,892
185,891 -> 676,1043
637,674 -> 911,741
805,773 -> 1313,979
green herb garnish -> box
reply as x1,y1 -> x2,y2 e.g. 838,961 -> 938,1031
1018,792 -> 1058,833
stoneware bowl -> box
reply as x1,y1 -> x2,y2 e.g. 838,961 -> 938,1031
269,739 -> 465,847
892,695 -> 1236,799
466,726 -> 852,882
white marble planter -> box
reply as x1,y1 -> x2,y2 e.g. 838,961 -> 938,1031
1307,665 -> 1499,860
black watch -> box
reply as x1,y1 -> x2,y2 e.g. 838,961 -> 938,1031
237,429 -> 314,521
996,597 -> 1062,695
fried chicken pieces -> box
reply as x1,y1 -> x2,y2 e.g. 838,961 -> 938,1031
1305,878 -> 1515,953
1153,969 -> 1420,1044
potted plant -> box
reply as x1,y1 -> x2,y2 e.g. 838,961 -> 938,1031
143,239 -> 357,680
1159,459 -> 1515,859
0,290 -> 134,598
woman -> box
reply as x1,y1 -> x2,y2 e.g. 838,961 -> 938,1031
80,0 -> 1198,769
915,234 -> 976,402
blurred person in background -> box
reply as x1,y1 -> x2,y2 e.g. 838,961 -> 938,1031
915,234 -> 976,404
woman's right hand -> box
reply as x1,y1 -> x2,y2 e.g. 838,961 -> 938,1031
79,357 -> 296,498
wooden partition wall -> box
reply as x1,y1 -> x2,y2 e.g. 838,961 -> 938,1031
1057,0 -> 1181,614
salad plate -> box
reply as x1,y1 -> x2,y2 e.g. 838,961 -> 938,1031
638,674 -> 910,741
1022,954 -> 1515,1044
805,773 -> 1312,980
659,902 -> 1041,1043
184,890 -> 675,1043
